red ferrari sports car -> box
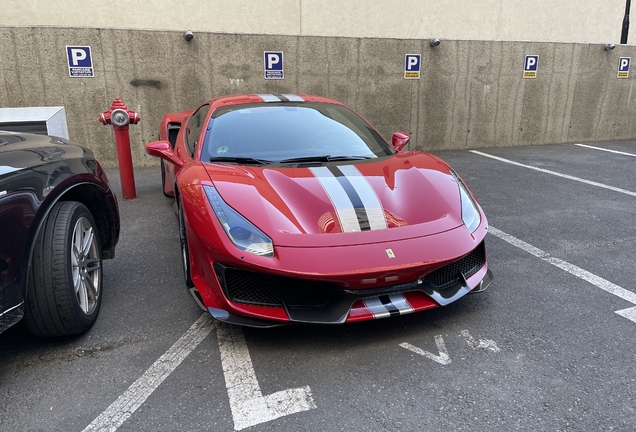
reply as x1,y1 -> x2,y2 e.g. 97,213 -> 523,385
146,94 -> 492,327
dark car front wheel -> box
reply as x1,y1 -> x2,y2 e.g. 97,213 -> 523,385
24,201 -> 103,337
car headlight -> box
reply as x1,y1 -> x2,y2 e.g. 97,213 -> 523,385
204,185 -> 274,257
450,170 -> 481,233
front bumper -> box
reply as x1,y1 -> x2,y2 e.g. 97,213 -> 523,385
191,217 -> 492,327
207,264 -> 493,328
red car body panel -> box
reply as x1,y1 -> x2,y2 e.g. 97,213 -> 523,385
148,94 -> 492,326
158,110 -> 194,197
205,152 -> 464,245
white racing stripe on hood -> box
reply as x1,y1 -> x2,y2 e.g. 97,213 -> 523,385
310,166 -> 361,232
337,165 -> 387,230
256,94 -> 281,102
256,94 -> 305,103
310,164 -> 388,233
281,94 -> 305,102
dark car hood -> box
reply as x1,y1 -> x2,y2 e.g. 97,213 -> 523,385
204,152 -> 465,247
0,132 -> 95,198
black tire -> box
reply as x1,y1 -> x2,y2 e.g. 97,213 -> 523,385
24,201 -> 103,337
178,199 -> 194,288
160,159 -> 171,197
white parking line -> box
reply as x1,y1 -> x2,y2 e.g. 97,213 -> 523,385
82,314 -> 215,432
470,150 -> 636,197
83,314 -> 316,432
489,226 -> 636,323
400,336 -> 451,365
616,306 -> 636,322
575,143 -> 636,157
460,330 -> 501,352
216,324 -> 316,430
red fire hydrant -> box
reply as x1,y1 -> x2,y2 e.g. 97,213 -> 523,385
99,99 -> 140,199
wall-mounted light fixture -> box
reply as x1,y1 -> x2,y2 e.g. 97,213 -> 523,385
429,38 -> 441,47
605,43 -> 616,51
184,30 -> 194,41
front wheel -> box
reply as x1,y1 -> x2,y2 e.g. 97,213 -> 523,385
24,201 -> 103,337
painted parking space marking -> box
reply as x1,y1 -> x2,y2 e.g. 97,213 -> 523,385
616,306 -> 636,322
82,314 -> 215,432
216,323 -> 316,431
400,331 -> 500,364
400,336 -> 451,365
574,143 -> 636,157
470,150 -> 636,197
460,330 -> 501,352
489,226 -> 636,324
83,315 -> 315,432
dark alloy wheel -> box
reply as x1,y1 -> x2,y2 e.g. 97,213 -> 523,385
24,201 -> 103,337
178,199 -> 194,288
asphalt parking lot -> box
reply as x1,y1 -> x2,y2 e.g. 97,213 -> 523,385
2,140 -> 636,431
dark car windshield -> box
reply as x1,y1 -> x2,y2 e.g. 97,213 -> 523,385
201,102 -> 394,163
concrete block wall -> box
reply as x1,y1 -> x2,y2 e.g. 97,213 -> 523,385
1,27 -> 635,168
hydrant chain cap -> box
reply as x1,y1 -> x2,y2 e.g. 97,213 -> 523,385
110,108 -> 130,127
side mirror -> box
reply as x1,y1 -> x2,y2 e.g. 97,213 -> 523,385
391,132 -> 411,152
146,141 -> 184,168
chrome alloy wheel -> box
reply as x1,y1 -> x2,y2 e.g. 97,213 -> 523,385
71,216 -> 101,315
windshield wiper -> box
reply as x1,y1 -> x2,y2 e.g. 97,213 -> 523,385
209,156 -> 273,165
278,155 -> 374,164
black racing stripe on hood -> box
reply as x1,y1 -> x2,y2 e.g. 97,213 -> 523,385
327,165 -> 371,231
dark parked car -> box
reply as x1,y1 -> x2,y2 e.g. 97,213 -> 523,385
0,131 -> 119,337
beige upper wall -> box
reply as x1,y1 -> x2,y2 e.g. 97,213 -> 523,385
1,0 -> 629,43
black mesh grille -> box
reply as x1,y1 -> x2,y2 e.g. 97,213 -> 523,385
216,242 -> 486,308
421,242 -> 487,290
217,265 -> 338,308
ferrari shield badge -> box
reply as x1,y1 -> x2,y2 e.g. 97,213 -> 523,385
385,248 -> 396,259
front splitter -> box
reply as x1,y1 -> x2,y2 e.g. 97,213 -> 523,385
207,268 -> 493,327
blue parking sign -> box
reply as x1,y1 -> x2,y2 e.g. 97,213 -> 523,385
404,54 -> 421,79
264,51 -> 284,79
523,55 -> 539,78
618,57 -> 631,78
66,46 -> 94,77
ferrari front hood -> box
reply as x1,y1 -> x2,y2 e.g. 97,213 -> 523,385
204,152 -> 466,247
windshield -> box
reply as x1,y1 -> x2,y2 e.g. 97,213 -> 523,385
201,102 -> 394,163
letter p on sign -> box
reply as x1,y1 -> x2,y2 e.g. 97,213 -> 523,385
70,48 -> 87,65
618,57 -> 631,78
66,46 -> 92,66
407,56 -> 419,70
267,53 -> 280,70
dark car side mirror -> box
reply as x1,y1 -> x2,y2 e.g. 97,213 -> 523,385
146,141 -> 184,168
391,132 -> 411,152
